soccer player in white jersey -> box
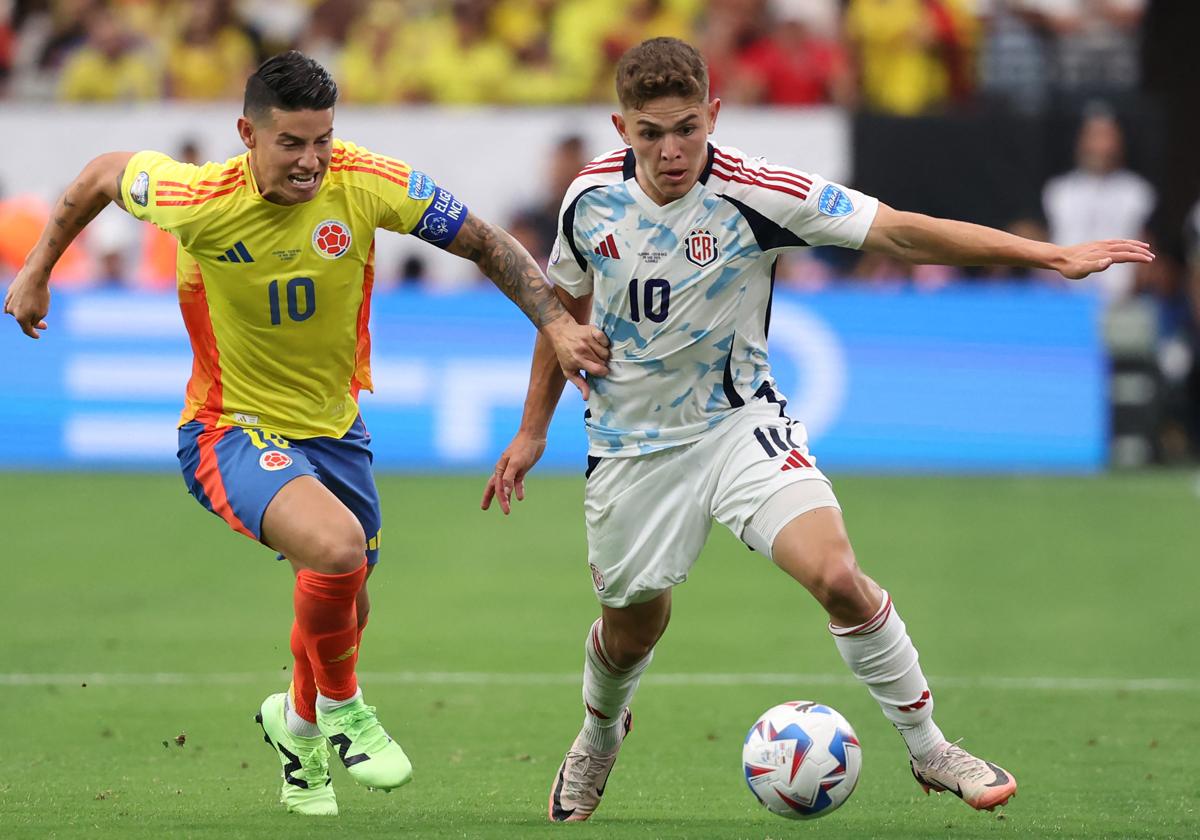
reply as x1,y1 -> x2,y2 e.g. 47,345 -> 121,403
482,38 -> 1154,821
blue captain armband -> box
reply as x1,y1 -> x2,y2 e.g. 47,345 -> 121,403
414,186 -> 468,248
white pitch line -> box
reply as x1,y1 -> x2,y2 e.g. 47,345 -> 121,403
1,672 -> 1198,692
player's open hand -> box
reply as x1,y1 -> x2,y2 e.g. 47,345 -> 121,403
545,315 -> 610,400
481,432 -> 547,515
3,268 -> 51,339
1054,239 -> 1154,280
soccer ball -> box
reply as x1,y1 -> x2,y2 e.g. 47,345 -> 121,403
742,701 -> 862,820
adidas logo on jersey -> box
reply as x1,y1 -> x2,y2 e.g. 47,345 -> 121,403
779,449 -> 813,472
593,233 -> 621,259
216,241 -> 255,263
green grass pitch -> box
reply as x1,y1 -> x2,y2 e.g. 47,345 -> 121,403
1,472 -> 1198,839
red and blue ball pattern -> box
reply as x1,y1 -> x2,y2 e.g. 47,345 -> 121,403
742,701 -> 862,820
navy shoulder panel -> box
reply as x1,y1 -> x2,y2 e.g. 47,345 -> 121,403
719,194 -> 809,252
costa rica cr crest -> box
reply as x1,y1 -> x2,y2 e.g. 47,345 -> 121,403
684,228 -> 719,268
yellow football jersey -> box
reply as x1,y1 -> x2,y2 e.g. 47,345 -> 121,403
121,139 -> 467,438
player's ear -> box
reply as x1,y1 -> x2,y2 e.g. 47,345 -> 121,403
237,116 -> 256,150
707,98 -> 721,134
612,112 -> 630,145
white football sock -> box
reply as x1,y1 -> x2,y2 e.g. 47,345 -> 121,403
830,591 -> 946,760
316,687 -> 363,716
581,618 -> 651,751
285,694 -> 322,738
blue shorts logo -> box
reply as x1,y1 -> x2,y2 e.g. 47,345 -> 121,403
817,184 -> 854,217
407,171 -> 436,200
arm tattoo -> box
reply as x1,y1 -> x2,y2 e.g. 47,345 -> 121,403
459,215 -> 566,328
44,182 -> 107,263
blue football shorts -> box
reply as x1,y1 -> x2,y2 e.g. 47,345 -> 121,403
177,415 -> 382,565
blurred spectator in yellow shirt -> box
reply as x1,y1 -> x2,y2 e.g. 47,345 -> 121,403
597,0 -> 695,96
602,0 -> 695,62
491,0 -> 555,54
490,0 -> 588,102
165,0 -> 256,100
545,0 -> 611,101
498,33 -> 592,103
57,5 -> 160,101
845,0 -> 977,115
414,0 -> 515,105
336,0 -> 428,103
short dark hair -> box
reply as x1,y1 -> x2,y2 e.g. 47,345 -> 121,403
244,50 -> 338,118
615,37 -> 708,110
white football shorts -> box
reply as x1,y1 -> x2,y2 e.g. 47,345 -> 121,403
583,401 -> 840,607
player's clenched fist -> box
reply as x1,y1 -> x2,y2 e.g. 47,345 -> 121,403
3,269 -> 51,339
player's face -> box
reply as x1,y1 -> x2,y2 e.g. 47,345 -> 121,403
614,96 -> 720,206
239,108 -> 335,206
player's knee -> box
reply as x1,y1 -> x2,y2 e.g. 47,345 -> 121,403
302,522 -> 367,575
809,542 -> 869,617
609,634 -> 656,668
606,618 -> 667,667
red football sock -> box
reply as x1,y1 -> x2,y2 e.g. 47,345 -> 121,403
289,609 -> 367,723
289,620 -> 317,723
293,562 -> 367,701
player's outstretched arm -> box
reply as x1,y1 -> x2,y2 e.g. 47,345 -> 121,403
3,151 -> 134,338
446,212 -> 609,395
861,203 -> 1154,279
482,286 -> 592,516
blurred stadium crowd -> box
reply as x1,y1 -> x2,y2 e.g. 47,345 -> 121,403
0,0 -> 1147,109
1,0 -> 1198,460
0,0 -> 1165,278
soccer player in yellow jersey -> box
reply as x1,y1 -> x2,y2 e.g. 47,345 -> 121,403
4,51 -> 610,817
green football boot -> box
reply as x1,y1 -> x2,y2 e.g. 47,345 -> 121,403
256,693 -> 338,816
317,696 -> 413,791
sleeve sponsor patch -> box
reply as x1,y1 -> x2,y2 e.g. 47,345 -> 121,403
817,184 -> 853,217
130,171 -> 150,207
415,186 -> 468,248
407,170 -> 436,200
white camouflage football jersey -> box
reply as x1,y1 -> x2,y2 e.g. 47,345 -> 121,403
548,143 -> 879,457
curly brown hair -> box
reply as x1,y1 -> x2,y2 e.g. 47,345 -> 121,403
614,37 -> 709,110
